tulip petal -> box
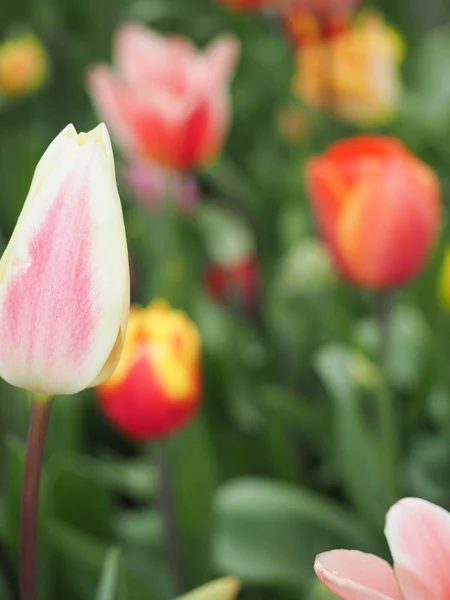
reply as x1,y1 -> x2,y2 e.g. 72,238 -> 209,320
314,551 -> 402,600
115,23 -> 197,94
0,124 -> 129,395
336,157 -> 439,288
87,66 -> 139,156
386,498 -> 450,600
203,35 -> 241,88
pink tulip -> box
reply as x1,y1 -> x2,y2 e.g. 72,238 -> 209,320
315,497 -> 450,599
87,24 -> 240,171
0,124 -> 130,396
122,159 -> 198,214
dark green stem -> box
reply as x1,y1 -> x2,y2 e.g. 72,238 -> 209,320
375,292 -> 398,502
20,396 -> 52,600
154,444 -> 184,596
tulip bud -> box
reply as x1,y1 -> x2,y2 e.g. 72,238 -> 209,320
0,33 -> 48,97
306,135 -> 441,289
97,300 -> 201,440
294,11 -> 404,126
0,124 -> 130,395
203,253 -> 259,312
87,24 -> 240,171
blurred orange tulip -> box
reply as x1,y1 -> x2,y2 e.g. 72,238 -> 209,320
97,301 -> 201,440
0,33 -> 48,97
293,11 -> 404,126
306,136 -> 441,289
87,23 -> 239,171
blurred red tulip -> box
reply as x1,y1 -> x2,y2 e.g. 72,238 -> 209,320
306,136 -> 441,289
97,301 -> 201,440
87,24 -> 239,171
288,0 -> 362,17
218,0 -> 280,10
204,254 -> 259,311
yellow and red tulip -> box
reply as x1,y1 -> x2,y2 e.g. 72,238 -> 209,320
294,11 -> 404,126
0,33 -> 48,98
87,24 -> 240,171
0,124 -> 130,395
306,135 -> 441,289
97,301 -> 201,440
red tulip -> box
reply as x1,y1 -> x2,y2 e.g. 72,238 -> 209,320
204,254 -> 259,311
306,136 -> 441,289
97,301 -> 201,440
218,0 -> 278,10
87,24 -> 239,171
288,0 -> 362,17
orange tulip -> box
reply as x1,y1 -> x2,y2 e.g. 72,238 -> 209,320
293,11 -> 404,126
87,24 -> 239,171
306,136 -> 441,289
97,300 -> 201,440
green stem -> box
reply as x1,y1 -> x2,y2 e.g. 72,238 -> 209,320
20,396 -> 52,600
375,292 -> 398,503
154,444 -> 184,596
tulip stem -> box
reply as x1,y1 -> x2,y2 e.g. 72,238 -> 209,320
375,292 -> 398,503
20,396 -> 52,600
154,444 -> 184,595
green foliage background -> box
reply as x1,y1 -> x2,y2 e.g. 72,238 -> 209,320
0,0 -> 450,599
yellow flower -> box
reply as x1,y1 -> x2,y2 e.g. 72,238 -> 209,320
0,34 -> 48,97
293,11 -> 404,126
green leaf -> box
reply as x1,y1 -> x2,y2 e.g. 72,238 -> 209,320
96,547 -> 127,600
160,417 -> 219,590
214,477 -> 378,591
176,578 -> 241,600
47,454 -> 113,539
195,203 -> 255,263
314,345 -> 392,527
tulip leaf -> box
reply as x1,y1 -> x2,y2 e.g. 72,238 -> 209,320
47,454 -> 113,539
214,477 -> 379,591
96,547 -> 128,600
313,344 -> 393,527
160,417 -> 219,590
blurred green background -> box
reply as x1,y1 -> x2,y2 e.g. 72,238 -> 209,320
1,0 -> 450,599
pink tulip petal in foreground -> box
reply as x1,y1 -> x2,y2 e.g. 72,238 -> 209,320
315,497 -> 450,600
87,24 -> 240,171
0,124 -> 130,396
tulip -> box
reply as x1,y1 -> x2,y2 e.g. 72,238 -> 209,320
306,135 -> 440,289
0,33 -> 48,98
315,497 -> 450,599
293,11 -> 404,126
288,0 -> 362,17
87,24 -> 240,171
203,253 -> 259,311
97,300 -> 201,439
217,0 -> 281,11
122,158 -> 198,214
0,124 -> 130,395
